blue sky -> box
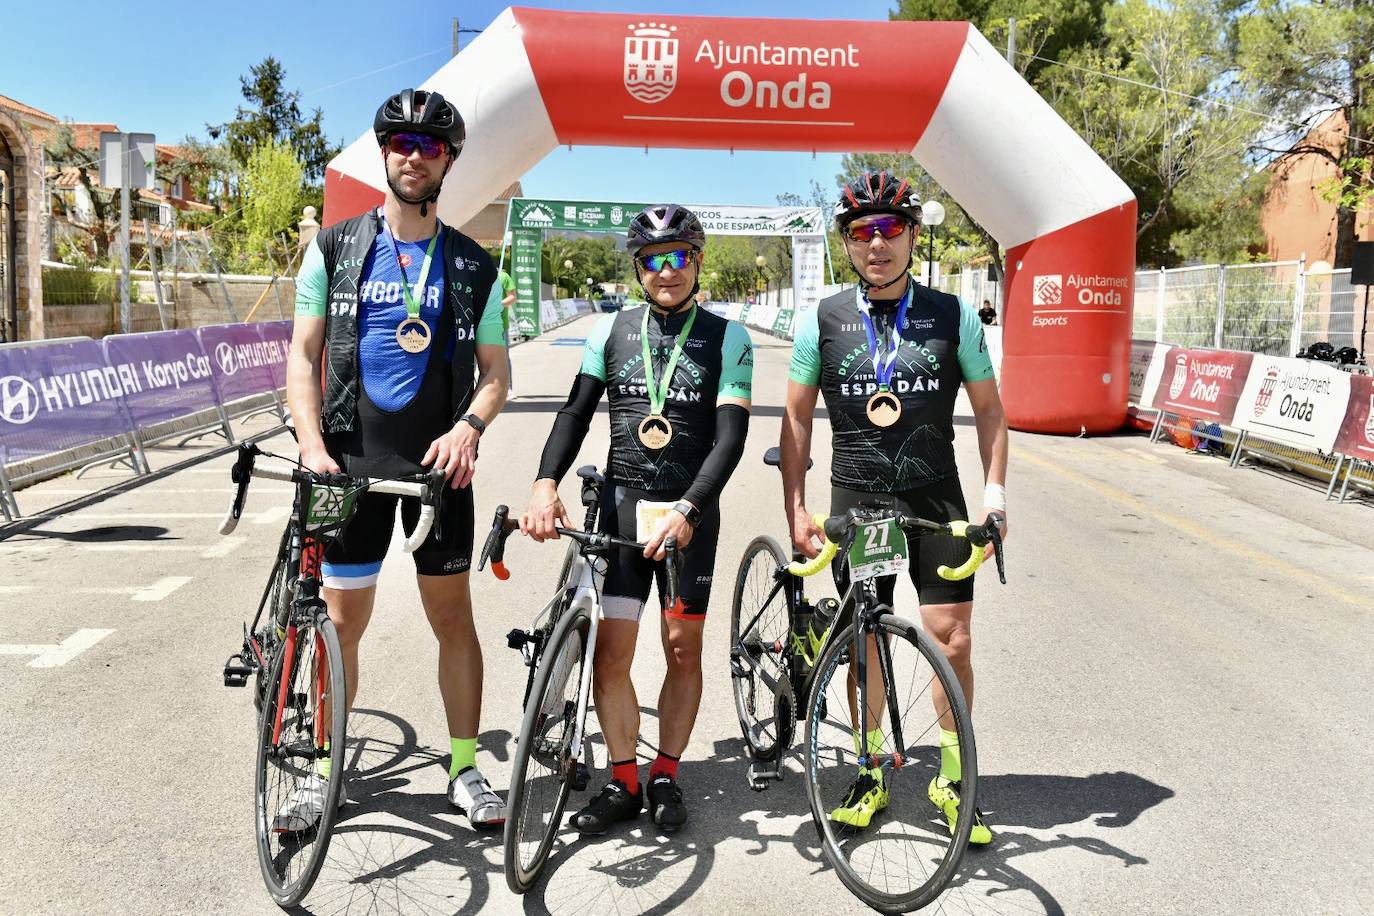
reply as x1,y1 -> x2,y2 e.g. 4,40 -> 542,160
3,0 -> 897,207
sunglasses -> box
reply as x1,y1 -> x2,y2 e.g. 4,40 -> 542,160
385,132 -> 449,160
637,249 -> 695,272
845,215 -> 910,242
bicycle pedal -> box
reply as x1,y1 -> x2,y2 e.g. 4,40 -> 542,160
222,654 -> 252,687
747,761 -> 782,791
506,628 -> 530,650
571,762 -> 590,792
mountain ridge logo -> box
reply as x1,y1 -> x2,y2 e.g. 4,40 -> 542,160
625,22 -> 679,104
518,203 -> 556,227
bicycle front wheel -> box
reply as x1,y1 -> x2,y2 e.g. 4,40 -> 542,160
504,606 -> 590,894
803,614 -> 976,914
253,610 -> 347,907
729,535 -> 794,760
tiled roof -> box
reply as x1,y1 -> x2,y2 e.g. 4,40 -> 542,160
0,94 -> 59,123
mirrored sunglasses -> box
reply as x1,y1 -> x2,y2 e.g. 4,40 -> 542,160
845,215 -> 909,242
637,249 -> 694,272
386,132 -> 448,160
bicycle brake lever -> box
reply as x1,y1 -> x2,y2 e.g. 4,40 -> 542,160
988,516 -> 1007,585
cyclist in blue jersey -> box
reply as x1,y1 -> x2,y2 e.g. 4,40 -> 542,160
521,205 -> 753,835
779,172 -> 1009,844
284,89 -> 509,831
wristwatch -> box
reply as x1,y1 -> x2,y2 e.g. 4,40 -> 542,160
673,500 -> 701,527
461,413 -> 486,435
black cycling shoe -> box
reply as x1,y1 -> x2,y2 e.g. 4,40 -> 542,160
646,774 -> 687,832
569,780 -> 643,836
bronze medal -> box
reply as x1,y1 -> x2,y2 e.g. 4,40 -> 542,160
866,390 -> 902,428
395,317 -> 431,353
638,414 -> 674,449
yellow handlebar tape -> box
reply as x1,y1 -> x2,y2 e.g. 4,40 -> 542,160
786,514 -> 838,577
936,520 -> 986,581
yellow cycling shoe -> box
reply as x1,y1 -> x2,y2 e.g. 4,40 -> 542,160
928,775 -> 993,845
829,766 -> 889,829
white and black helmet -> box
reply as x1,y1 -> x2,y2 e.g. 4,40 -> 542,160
626,204 -> 707,255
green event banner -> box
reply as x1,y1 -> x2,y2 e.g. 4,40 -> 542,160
511,228 -> 543,337
509,198 -> 648,234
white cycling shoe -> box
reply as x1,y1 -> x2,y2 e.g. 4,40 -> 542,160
448,767 -> 507,828
272,773 -> 347,833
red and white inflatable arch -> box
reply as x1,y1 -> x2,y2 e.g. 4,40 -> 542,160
324,7 -> 1137,434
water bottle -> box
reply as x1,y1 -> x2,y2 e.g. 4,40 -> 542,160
806,598 -> 840,661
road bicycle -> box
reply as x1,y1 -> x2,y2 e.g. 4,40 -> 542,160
218,442 -> 445,907
729,447 -> 1005,913
475,465 -> 680,895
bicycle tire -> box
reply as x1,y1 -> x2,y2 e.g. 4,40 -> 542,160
803,614 -> 976,914
253,610 -> 347,907
504,605 -> 591,894
729,535 -> 793,761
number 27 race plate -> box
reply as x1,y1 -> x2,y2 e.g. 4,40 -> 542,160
847,518 -> 909,582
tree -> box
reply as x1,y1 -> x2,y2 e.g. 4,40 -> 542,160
1237,0 -> 1374,267
240,140 -> 304,258
44,121 -> 117,259
1042,0 -> 1262,265
208,56 -> 337,185
160,136 -> 233,209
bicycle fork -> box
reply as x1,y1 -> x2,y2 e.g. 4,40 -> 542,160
854,604 -> 906,771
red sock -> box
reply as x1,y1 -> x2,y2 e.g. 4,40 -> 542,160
649,753 -> 680,781
611,759 -> 639,793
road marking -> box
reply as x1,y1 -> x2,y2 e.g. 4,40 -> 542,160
83,544 -> 197,552
67,510 -> 285,523
253,504 -> 291,526
0,585 -> 34,593
1017,447 -> 1374,611
72,576 -> 193,602
202,536 -> 245,559
0,628 -> 115,668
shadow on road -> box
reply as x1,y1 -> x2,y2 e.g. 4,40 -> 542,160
288,709 -> 1171,916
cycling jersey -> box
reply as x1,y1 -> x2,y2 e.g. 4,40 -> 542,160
789,282 -> 994,490
580,305 -> 752,493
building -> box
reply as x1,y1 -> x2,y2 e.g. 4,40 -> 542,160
0,95 -> 49,340
457,180 -> 522,248
1261,111 -> 1374,266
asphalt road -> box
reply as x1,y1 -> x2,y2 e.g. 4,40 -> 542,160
2,312 -> 1371,915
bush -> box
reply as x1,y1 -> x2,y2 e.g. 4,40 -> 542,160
42,266 -> 138,305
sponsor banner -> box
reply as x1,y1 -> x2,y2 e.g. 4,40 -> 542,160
1333,373 -> 1374,462
1151,347 -> 1253,425
511,229 -> 543,338
255,321 -> 293,389
1234,355 -> 1351,452
0,339 -> 134,463
791,233 -> 827,327
746,304 -> 779,334
512,9 -> 967,152
772,308 -> 795,337
101,329 -> 219,428
197,324 -> 286,404
508,198 -> 824,237
1128,339 -> 1168,406
984,325 -> 1004,375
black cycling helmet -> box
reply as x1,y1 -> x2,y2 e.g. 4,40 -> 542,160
833,170 -> 923,229
374,88 -> 466,154
626,204 -> 707,255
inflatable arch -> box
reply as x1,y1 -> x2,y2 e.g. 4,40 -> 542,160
323,7 -> 1137,434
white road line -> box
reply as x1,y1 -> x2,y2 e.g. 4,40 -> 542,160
83,544 -> 198,552
0,629 -> 116,668
71,576 -> 192,601
0,585 -> 35,593
252,504 -> 291,526
67,510 -> 285,523
202,536 -> 245,559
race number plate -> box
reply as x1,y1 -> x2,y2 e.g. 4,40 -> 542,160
304,484 -> 356,535
847,518 -> 909,582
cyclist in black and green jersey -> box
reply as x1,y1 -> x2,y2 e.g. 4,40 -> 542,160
521,205 -> 753,835
779,171 -> 1009,845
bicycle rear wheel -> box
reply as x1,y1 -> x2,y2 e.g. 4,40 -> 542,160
504,606 -> 590,894
803,614 -> 976,914
253,541 -> 295,714
254,610 -> 347,907
729,535 -> 794,761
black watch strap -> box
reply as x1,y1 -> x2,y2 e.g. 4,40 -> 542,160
462,413 -> 486,435
673,500 -> 701,527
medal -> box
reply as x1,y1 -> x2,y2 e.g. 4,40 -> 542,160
856,285 -> 912,428
638,415 -> 674,449
637,304 -> 698,449
395,317 -> 432,353
380,214 -> 441,354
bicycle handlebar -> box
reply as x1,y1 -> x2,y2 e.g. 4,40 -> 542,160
218,444 -> 446,553
478,504 -> 683,608
785,508 -> 1006,584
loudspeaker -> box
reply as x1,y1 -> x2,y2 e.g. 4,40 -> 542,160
1353,241 -> 1374,286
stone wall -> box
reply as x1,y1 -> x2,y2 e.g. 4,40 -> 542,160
1,108 -> 46,341
36,272 -> 298,338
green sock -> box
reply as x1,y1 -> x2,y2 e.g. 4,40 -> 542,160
315,742 -> 331,779
450,736 -> 477,780
852,729 -> 884,763
939,728 -> 961,782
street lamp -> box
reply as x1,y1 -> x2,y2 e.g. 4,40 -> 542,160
563,258 -> 573,298
922,200 -> 946,287
586,276 -> 594,298
755,254 -> 767,303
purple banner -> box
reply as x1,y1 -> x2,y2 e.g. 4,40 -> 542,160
198,324 -> 281,404
0,339 -> 134,463
101,329 -> 219,428
255,321 -> 293,389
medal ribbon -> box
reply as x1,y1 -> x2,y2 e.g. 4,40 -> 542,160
380,215 -> 441,321
857,285 -> 912,390
641,304 -> 698,417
